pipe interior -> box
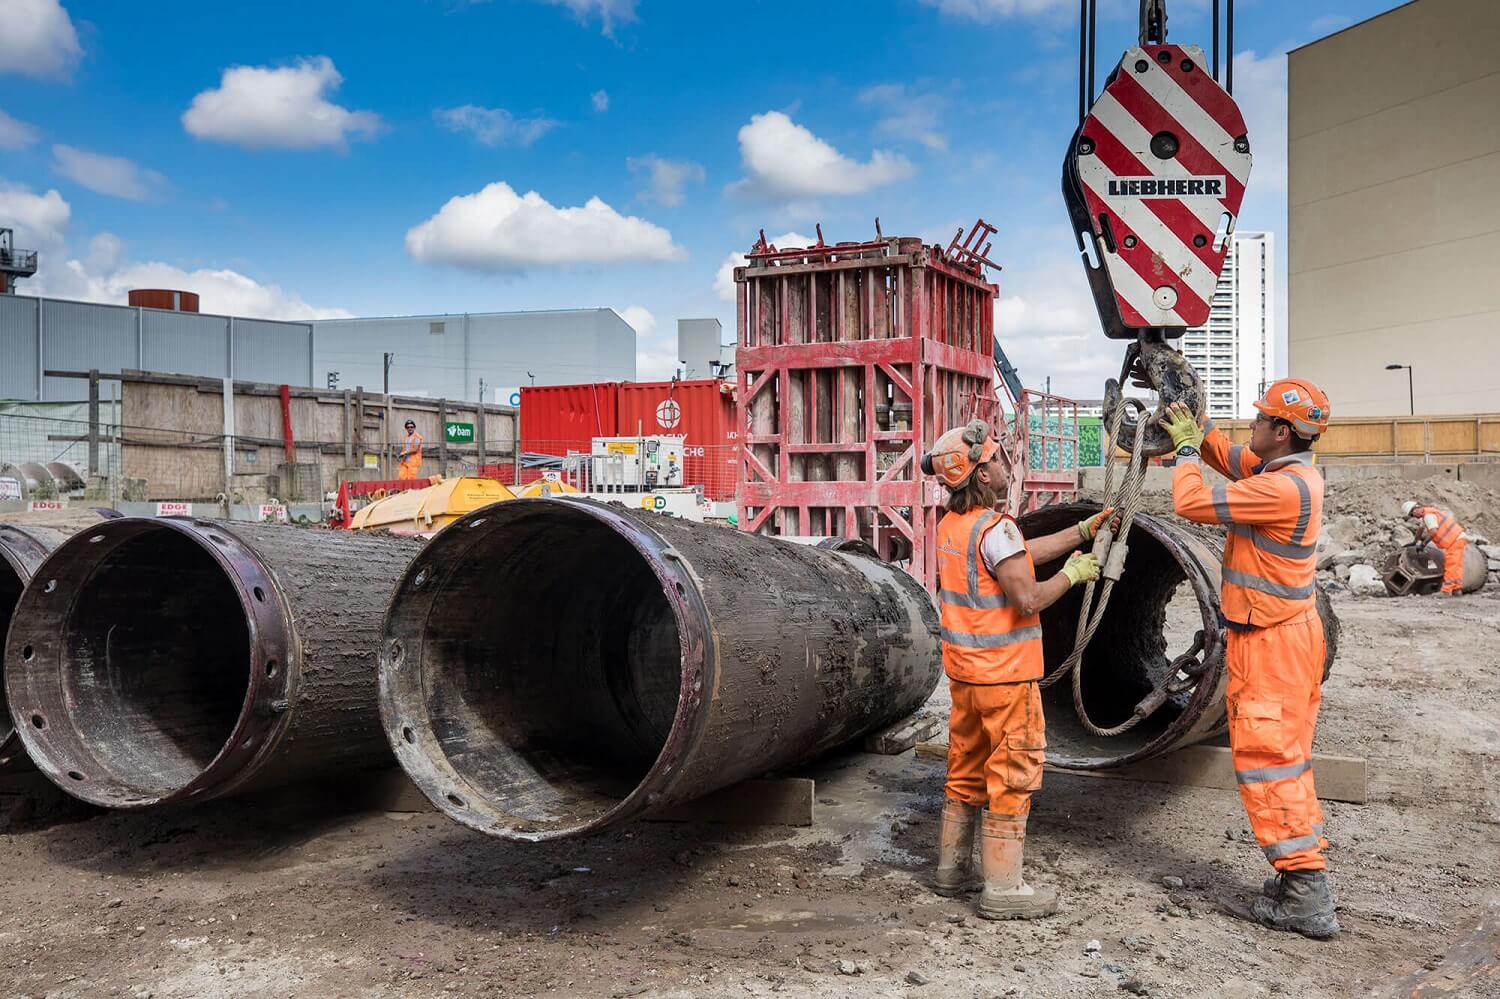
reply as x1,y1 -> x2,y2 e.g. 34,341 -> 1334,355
59,530 -> 250,798
418,507 -> 682,830
1028,517 -> 1204,766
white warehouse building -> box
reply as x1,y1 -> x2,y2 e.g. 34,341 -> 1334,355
0,294 -> 636,403
311,308 -> 636,403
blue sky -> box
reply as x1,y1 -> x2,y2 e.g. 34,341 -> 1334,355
1,0 -> 1406,396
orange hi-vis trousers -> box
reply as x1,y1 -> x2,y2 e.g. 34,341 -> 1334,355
945,679 -> 1045,817
1227,607 -> 1329,872
1440,537 -> 1468,594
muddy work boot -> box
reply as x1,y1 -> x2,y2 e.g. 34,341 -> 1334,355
932,799 -> 981,896
1251,870 -> 1340,939
975,810 -> 1058,920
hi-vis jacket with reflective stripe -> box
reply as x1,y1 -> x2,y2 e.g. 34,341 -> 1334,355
1171,425 -> 1323,628
935,509 -> 1044,684
1414,506 -> 1464,549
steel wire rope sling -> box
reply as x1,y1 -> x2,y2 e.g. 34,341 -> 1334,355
1039,396 -> 1206,738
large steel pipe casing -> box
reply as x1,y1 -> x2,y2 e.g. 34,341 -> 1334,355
5,519 -> 424,807
381,497 -> 942,842
1017,504 -> 1339,770
0,524 -> 68,768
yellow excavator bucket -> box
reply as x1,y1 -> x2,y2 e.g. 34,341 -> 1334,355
349,476 -> 516,535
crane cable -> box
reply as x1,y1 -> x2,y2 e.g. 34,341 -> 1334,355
1039,396 -> 1186,738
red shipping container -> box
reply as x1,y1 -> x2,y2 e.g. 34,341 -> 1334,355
617,379 -> 738,501
520,382 -> 619,459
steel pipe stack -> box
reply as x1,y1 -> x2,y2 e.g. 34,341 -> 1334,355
0,524 -> 68,768
380,497 -> 942,842
4,518 -> 424,807
1017,503 -> 1340,769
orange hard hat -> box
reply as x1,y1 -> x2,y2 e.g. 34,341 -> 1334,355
1254,378 -> 1330,439
921,420 -> 999,489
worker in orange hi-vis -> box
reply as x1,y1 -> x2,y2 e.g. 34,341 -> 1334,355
1159,379 -> 1339,940
1401,500 -> 1469,595
921,419 -> 1112,921
398,420 -> 424,480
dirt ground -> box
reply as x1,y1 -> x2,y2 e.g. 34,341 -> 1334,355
1,586 -> 1496,999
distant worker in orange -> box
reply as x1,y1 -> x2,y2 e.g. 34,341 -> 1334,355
922,420 -> 1111,920
1401,500 -> 1469,595
398,419 -> 424,480
1159,379 -> 1338,939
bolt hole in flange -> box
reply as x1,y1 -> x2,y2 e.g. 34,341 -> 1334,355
30,713 -> 45,729
402,726 -> 416,745
266,659 -> 278,679
67,770 -> 85,781
89,535 -> 104,544
43,580 -> 56,593
22,644 -> 35,661
447,793 -> 466,808
253,586 -> 265,603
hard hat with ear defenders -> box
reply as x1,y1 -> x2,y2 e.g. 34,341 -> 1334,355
920,420 -> 999,490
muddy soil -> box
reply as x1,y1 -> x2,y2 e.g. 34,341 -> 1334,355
1,590 -> 1497,999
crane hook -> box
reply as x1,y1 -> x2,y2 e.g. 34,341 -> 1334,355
1101,331 -> 1206,457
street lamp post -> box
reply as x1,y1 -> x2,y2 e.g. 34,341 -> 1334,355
1384,363 -> 1414,416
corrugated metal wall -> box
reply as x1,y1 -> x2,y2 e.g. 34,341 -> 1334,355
0,294 -> 313,402
0,295 -> 39,399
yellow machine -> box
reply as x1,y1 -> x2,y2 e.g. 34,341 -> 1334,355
515,478 -> 580,498
349,476 -> 516,536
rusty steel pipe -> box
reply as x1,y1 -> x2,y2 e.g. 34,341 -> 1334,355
0,524 -> 68,768
380,497 -> 942,842
1018,503 -> 1339,769
4,518 -> 424,808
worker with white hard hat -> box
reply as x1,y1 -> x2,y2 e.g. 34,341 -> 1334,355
920,419 -> 1114,921
1402,500 -> 1469,596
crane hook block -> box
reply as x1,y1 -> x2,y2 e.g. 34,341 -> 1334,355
1103,335 -> 1206,457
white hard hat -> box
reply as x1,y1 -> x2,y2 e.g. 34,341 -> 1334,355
1400,500 -> 1417,517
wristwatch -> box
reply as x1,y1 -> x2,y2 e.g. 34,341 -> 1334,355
1175,446 -> 1200,460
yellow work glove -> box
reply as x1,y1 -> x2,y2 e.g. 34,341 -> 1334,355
1158,401 -> 1204,452
1061,551 -> 1100,587
1077,506 -> 1118,541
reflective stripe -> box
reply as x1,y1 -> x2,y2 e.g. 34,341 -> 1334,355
941,625 -> 1044,649
1235,760 -> 1311,785
1212,484 -> 1232,524
1231,524 -> 1316,560
1312,822 -> 1325,837
1222,567 -> 1316,600
965,511 -> 1001,597
939,589 -> 1009,610
1262,832 -> 1323,861
1204,418 -> 1216,433
1286,472 -> 1313,545
1227,444 -> 1246,480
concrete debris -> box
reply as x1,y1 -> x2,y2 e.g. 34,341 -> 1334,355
1161,876 -> 1184,890
905,970 -> 930,985
1347,564 -> 1385,596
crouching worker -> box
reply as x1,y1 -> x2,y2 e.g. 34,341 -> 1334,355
922,420 -> 1109,920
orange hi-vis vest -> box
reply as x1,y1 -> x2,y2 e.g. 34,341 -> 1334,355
1219,453 -> 1323,627
935,509 -> 1044,684
1414,506 -> 1463,548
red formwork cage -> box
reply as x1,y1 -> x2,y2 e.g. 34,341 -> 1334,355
735,226 -> 1003,590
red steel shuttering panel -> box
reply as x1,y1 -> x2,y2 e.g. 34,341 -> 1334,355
520,383 -> 619,458
616,380 -> 739,501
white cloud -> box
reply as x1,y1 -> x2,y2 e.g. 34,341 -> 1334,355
0,0 -> 81,80
0,181 -> 348,319
182,57 -> 381,150
0,108 -> 40,149
729,111 -> 915,199
920,0 -> 1073,21
858,84 -> 947,151
405,181 -> 686,271
627,155 -> 705,207
713,231 -> 813,303
434,105 -> 559,147
0,183 -> 70,254
991,259 -> 1122,398
619,305 -> 681,380
540,0 -> 637,36
591,89 -> 609,112
52,145 -> 166,201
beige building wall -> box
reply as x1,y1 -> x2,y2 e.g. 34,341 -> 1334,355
1288,0 -> 1500,416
